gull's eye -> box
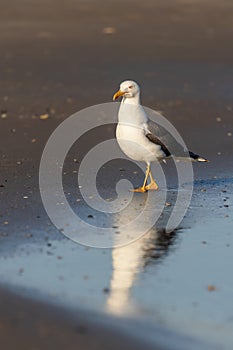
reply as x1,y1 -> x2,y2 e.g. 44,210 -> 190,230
128,85 -> 133,89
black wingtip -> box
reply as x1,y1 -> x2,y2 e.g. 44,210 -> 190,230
189,151 -> 209,163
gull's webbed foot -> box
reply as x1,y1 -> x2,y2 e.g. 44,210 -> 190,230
145,180 -> 159,191
130,186 -> 148,193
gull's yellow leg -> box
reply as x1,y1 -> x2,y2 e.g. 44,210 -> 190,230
131,163 -> 150,193
146,169 -> 159,191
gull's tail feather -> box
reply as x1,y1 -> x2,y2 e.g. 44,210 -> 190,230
189,151 -> 209,162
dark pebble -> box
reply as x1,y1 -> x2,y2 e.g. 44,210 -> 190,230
103,287 -> 110,294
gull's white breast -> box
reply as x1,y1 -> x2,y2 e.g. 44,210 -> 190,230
116,103 -> 164,162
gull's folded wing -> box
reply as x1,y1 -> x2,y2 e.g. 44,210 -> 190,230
146,119 -> 208,162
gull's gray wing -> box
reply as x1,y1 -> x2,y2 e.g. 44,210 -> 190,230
145,118 -> 207,161
146,119 -> 186,157
145,131 -> 171,157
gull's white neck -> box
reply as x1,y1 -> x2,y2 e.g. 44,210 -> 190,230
118,92 -> 148,125
121,94 -> 140,105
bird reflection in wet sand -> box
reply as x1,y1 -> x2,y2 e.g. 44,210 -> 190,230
105,198 -> 177,315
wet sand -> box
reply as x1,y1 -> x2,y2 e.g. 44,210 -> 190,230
0,0 -> 233,349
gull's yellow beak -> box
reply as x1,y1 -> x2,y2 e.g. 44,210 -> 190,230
113,90 -> 126,101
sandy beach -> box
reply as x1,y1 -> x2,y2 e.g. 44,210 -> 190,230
0,0 -> 233,349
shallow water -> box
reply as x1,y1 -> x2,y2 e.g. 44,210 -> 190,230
0,175 -> 232,348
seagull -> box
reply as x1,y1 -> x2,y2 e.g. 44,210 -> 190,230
113,80 -> 208,193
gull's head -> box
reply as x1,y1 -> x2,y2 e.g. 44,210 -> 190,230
113,80 -> 140,101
